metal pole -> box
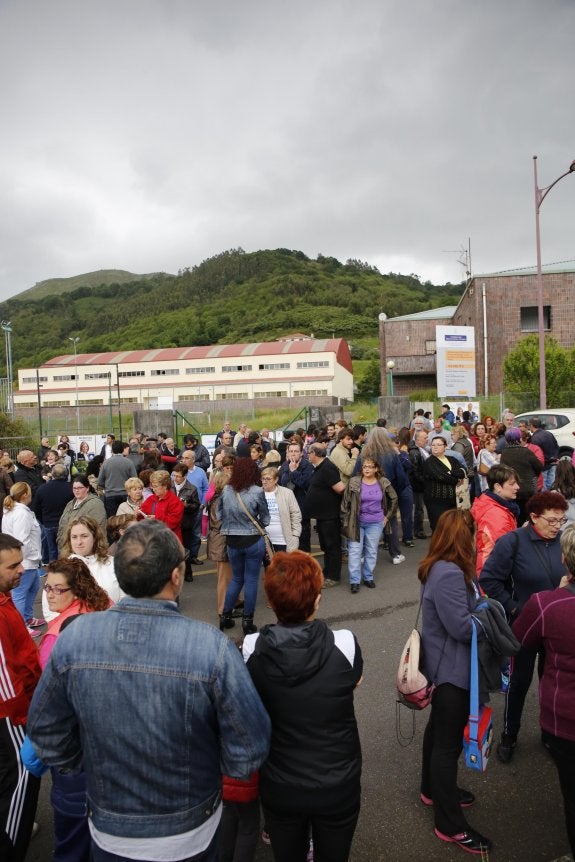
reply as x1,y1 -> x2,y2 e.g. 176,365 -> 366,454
115,364 -> 122,439
533,155 -> 575,410
36,368 -> 43,437
533,156 -> 547,410
1,321 -> 13,417
69,337 -> 80,434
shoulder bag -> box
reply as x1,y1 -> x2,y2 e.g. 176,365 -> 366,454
235,491 -> 275,564
463,618 -> 494,772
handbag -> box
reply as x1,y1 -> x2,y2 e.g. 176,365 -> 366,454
234,492 -> 275,563
463,618 -> 494,772
455,477 -> 471,510
396,594 -> 445,711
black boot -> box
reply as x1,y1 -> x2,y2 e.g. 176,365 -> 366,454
219,611 -> 235,631
242,616 -> 257,635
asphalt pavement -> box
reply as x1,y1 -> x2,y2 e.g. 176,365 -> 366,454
27,536 -> 572,862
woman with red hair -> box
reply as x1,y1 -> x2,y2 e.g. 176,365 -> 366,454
418,509 -> 491,856
218,458 -> 269,634
243,551 -> 363,862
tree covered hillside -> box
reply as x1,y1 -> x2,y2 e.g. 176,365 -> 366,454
0,248 -> 463,375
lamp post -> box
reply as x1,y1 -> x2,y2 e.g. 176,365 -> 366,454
1,321 -> 13,417
533,155 -> 575,409
386,360 -> 395,396
68,337 -> 80,434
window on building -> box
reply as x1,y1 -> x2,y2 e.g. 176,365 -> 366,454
254,391 -> 288,398
85,373 -> 111,380
118,397 -> 138,404
16,402 -> 36,408
79,399 -> 105,405
218,392 -> 249,399
178,394 -> 210,401
258,363 -> 290,370
151,369 -> 180,376
44,400 -> 71,407
22,376 -> 47,384
520,306 -> 551,332
293,389 -> 328,396
118,370 -> 145,378
425,340 -> 436,354
186,367 -> 216,375
222,365 -> 252,372
296,361 -> 329,369
52,374 -> 77,381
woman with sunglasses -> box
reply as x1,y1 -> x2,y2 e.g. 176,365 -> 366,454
480,491 -> 569,765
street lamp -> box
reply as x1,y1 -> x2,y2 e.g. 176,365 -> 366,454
386,360 -> 395,396
68,337 -> 80,434
533,155 -> 575,409
1,321 -> 13,417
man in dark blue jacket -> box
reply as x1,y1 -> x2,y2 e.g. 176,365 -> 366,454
278,441 -> 314,552
32,464 -> 73,563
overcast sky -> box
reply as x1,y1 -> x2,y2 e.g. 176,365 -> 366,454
1,0 -> 573,301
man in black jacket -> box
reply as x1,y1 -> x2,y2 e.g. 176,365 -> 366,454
32,464 -> 73,562
529,418 -> 559,490
305,445 -> 345,586
14,450 -> 43,501
407,430 -> 430,539
278,441 -> 314,552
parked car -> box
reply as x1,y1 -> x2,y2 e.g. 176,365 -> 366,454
515,409 -> 575,458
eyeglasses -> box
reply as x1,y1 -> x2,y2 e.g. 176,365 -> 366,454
261,477 -> 276,483
536,515 -> 567,527
43,584 -> 72,596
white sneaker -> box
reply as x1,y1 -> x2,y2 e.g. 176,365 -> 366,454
392,554 -> 406,565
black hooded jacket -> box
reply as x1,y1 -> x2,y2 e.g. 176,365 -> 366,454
244,619 -> 363,792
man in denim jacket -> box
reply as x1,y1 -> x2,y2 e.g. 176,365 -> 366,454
26,520 -> 271,862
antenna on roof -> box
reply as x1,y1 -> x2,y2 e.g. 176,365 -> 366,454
442,238 -> 472,282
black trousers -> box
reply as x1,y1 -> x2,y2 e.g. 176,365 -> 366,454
421,683 -> 471,836
0,718 -> 40,862
425,498 -> 456,532
542,730 -> 575,857
315,519 -> 342,582
503,646 -> 542,740
299,518 -> 311,553
262,782 -> 360,862
218,799 -> 260,862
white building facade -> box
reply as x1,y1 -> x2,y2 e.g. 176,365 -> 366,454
15,337 -> 354,410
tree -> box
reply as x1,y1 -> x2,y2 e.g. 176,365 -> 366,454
356,359 -> 381,400
502,336 -> 575,407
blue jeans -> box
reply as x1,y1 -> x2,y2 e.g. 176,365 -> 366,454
11,568 -> 42,624
224,537 -> 265,617
543,465 -> 556,490
347,522 -> 384,584
44,527 -> 59,562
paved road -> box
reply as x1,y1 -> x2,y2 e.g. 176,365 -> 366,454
26,539 -> 572,861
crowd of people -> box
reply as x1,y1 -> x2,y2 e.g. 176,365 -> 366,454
0,406 -> 573,861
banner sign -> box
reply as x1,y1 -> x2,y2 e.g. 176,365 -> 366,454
436,326 -> 476,398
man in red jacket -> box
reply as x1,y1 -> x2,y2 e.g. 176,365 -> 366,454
0,534 -> 42,862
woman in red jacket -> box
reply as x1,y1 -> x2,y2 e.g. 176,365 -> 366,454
513,523 -> 575,858
471,464 -> 520,576
140,470 -> 184,542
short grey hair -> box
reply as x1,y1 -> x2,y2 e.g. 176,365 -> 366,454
51,463 -> 68,480
560,524 -> 575,578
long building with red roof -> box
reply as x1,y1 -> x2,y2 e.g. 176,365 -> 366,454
15,336 -> 354,410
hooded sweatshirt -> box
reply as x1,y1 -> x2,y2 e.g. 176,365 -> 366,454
243,619 -> 362,793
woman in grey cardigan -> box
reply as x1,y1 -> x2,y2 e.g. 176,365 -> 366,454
418,508 -> 491,857
260,466 -> 302,553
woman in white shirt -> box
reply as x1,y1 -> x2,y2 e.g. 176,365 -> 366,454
260,467 -> 302,553
43,515 -> 123,623
477,435 -> 500,494
2,482 -> 43,634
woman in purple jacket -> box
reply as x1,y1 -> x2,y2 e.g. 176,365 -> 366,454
418,509 -> 491,857
513,524 -> 575,857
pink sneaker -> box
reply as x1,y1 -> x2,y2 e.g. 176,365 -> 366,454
27,626 -> 42,638
28,617 -> 45,628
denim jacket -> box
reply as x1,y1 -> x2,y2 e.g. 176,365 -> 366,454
218,485 -> 270,537
26,598 -> 271,839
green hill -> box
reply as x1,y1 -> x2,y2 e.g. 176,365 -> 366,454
0,248 -> 464,379
17,269 -> 167,302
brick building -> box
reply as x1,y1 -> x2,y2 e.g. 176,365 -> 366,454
379,263 -> 575,396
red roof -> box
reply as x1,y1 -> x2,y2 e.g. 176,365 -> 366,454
43,339 -> 353,373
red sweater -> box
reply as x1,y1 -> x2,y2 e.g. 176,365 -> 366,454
0,593 -> 41,724
141,490 -> 184,542
222,771 -> 259,803
513,586 -> 575,742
